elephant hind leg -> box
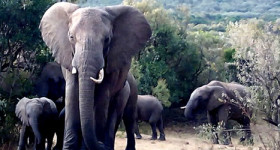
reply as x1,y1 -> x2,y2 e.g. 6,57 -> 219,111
149,123 -> 157,140
156,116 -> 165,141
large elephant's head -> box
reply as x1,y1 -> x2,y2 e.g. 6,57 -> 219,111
40,2 -> 151,76
39,2 -> 151,149
183,85 -> 227,120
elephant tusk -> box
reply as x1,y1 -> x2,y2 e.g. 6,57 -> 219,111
72,67 -> 77,74
90,68 -> 104,84
180,106 -> 187,109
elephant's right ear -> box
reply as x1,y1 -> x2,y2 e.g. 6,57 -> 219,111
15,97 -> 31,126
39,2 -> 79,71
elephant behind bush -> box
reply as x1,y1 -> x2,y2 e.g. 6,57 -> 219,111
183,81 -> 252,145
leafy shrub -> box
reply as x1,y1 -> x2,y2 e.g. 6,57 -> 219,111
152,79 -> 171,107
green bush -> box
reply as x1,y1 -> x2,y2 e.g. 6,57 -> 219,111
152,79 -> 171,107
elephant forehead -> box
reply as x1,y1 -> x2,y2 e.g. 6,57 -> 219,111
70,8 -> 110,39
72,8 -> 103,24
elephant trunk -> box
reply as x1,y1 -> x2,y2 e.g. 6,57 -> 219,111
29,119 -> 42,146
78,49 -> 105,149
79,72 -> 100,149
184,100 -> 195,120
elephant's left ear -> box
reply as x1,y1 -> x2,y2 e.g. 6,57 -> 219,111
105,5 -> 152,73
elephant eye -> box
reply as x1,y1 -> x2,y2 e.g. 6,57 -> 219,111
68,32 -> 75,42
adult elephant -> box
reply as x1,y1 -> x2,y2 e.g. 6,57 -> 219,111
135,95 -> 165,141
182,81 -> 251,145
39,2 -> 151,150
35,62 -> 65,112
16,97 -> 58,150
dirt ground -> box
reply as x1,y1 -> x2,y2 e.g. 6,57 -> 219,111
114,122 -> 277,150
1,121 -> 278,150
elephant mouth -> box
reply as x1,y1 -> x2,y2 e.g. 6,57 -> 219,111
72,66 -> 104,84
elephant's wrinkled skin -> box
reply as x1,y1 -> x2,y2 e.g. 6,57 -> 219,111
39,2 -> 151,149
183,81 -> 252,145
15,97 -> 58,150
135,95 -> 165,141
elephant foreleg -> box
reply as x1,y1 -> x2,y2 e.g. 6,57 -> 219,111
54,108 -> 65,150
18,125 -> 27,150
63,71 -> 81,149
123,116 -> 136,150
207,111 -> 219,144
105,81 -> 130,149
123,96 -> 137,150
46,132 -> 54,150
104,109 -> 118,149
217,105 -> 231,145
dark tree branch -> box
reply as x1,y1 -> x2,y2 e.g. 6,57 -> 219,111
262,118 -> 278,126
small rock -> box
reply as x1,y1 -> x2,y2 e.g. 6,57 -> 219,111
185,141 -> 189,145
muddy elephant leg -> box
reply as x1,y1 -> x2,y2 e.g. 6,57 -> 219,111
63,70 -> 81,149
217,106 -> 231,145
18,125 -> 27,150
207,111 -> 219,144
134,121 -> 142,139
157,116 -> 165,141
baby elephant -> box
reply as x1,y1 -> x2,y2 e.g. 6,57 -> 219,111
15,97 -> 58,150
135,95 -> 165,141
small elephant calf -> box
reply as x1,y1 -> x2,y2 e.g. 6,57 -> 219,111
15,97 -> 58,150
135,95 -> 166,141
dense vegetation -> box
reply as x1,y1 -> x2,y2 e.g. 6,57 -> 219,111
1,0 -> 280,146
